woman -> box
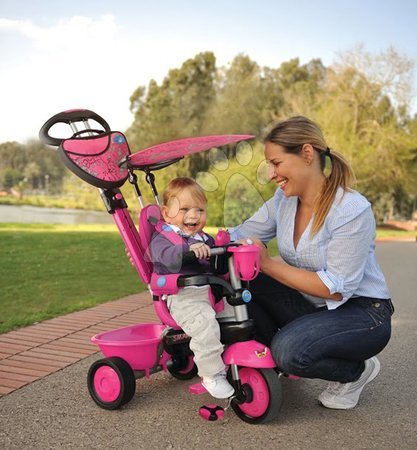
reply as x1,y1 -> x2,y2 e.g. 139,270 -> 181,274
229,116 -> 393,410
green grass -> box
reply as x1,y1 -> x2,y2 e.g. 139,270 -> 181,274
0,223 -> 145,334
0,223 -> 414,335
374,228 -> 416,238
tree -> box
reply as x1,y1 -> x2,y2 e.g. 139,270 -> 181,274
205,54 -> 267,137
276,58 -> 327,119
126,52 -> 216,148
336,44 -> 415,115
23,162 -> 41,189
0,140 -> 66,192
316,46 -> 417,220
2,168 -> 23,189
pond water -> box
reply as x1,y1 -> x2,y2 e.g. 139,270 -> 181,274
0,204 -> 112,224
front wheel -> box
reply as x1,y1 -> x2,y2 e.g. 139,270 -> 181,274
87,357 -> 136,410
230,367 -> 283,424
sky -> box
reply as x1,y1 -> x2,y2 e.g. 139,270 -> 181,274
0,0 -> 416,144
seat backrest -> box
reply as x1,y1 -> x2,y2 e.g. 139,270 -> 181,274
139,204 -> 162,268
139,204 -> 181,329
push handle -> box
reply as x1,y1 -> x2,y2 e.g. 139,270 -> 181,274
39,109 -> 111,146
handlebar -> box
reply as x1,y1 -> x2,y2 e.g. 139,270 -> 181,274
181,245 -> 238,265
39,109 -> 111,146
210,247 -> 228,256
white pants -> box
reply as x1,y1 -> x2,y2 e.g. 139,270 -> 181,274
167,286 -> 234,377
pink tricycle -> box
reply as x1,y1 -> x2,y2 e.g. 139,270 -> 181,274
39,109 -> 286,424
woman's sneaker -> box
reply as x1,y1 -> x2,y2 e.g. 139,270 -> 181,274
318,357 -> 381,409
202,371 -> 234,399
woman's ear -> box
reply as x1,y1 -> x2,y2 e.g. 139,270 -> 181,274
301,144 -> 315,165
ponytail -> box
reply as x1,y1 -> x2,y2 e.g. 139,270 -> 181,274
312,149 -> 355,235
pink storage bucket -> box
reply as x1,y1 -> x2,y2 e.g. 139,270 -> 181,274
91,323 -> 170,373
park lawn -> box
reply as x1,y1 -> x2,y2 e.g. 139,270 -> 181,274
0,223 -> 415,334
374,228 -> 416,238
0,223 -> 145,334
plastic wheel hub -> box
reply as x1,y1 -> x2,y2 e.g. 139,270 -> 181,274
237,368 -> 269,417
94,366 -> 122,402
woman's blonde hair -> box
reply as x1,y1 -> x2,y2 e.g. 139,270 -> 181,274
264,116 -> 355,235
162,177 -> 207,206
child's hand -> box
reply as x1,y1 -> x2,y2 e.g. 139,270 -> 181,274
125,248 -> 135,267
189,242 -> 211,260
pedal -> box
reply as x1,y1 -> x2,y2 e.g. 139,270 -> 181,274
188,382 -> 207,395
199,404 -> 224,421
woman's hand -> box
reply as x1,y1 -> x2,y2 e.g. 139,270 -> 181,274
238,237 -> 270,269
189,242 -> 211,259
239,238 -> 342,300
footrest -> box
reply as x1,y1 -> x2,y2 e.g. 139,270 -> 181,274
189,382 -> 207,395
286,374 -> 300,380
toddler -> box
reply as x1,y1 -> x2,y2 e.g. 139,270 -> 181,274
150,177 -> 234,399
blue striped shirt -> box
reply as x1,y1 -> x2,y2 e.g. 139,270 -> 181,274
229,187 -> 390,309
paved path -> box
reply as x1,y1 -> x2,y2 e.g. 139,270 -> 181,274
1,241 -> 416,449
0,293 -> 157,397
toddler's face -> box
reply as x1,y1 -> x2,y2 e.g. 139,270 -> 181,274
162,189 -> 207,236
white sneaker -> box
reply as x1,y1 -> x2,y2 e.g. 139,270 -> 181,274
318,357 -> 381,410
202,371 -> 234,399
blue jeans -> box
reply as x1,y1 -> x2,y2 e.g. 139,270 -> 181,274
248,274 -> 393,383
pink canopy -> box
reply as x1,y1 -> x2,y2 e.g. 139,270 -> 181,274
126,134 -> 255,168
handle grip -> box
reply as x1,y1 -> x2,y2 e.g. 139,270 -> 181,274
39,109 -> 111,146
181,246 -> 228,265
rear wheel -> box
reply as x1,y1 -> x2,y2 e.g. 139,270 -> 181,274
168,355 -> 198,380
87,357 -> 136,409
230,367 -> 282,424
